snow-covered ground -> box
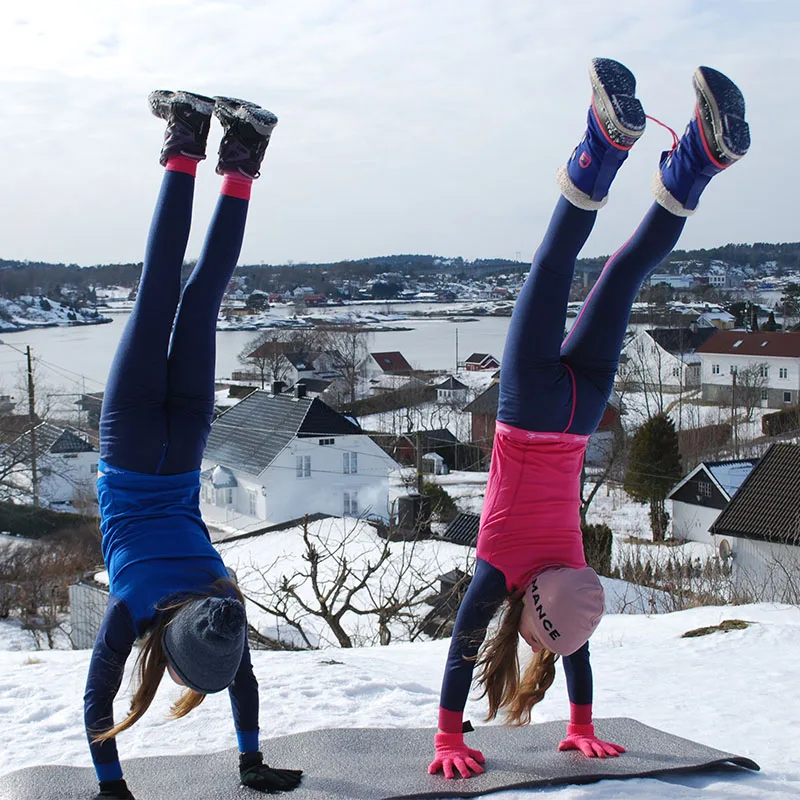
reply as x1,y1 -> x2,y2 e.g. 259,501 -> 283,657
1,604 -> 799,798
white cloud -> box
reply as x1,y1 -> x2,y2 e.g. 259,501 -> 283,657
0,0 -> 797,265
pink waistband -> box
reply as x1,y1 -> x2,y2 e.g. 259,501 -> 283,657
495,421 -> 590,445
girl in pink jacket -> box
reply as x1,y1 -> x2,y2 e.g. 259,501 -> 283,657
430,57 -> 750,779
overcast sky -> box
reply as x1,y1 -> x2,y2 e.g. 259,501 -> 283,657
0,1 -> 795,268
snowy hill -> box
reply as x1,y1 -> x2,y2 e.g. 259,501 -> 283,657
1,604 -> 799,798
0,295 -> 111,332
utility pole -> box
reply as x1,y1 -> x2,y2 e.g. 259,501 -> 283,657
26,346 -> 39,506
731,370 -> 737,451
455,328 -> 459,374
415,429 -> 424,495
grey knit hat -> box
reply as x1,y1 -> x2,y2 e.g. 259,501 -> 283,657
163,596 -> 246,694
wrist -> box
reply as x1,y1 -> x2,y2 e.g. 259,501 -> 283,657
239,751 -> 263,772
566,722 -> 595,737
438,706 -> 464,734
569,702 -> 593,726
434,732 -> 464,748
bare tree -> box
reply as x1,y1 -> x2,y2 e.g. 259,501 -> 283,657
237,328 -> 320,389
316,326 -> 369,405
241,517 -> 453,648
734,363 -> 769,423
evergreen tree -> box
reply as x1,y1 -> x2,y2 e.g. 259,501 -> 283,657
762,311 -> 779,332
581,522 -> 613,576
623,413 -> 682,541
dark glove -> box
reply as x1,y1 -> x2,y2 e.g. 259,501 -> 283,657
239,751 -> 303,793
94,779 -> 135,799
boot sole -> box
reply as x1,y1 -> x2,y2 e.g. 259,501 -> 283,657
589,58 -> 646,148
214,97 -> 278,136
693,67 -> 750,164
149,90 -> 214,120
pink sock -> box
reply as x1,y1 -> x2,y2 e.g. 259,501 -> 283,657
165,156 -> 199,177
221,171 -> 253,200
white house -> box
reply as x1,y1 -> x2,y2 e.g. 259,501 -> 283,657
694,330 -> 800,409
618,327 -> 716,392
434,376 -> 469,406
360,351 -> 415,395
668,458 -> 757,545
696,309 -> 736,329
708,444 -> 800,603
1,423 -> 98,510
200,389 -> 400,528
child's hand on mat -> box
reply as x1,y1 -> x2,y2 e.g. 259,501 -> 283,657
239,751 -> 303,792
94,778 -> 135,799
428,732 -> 486,779
558,723 -> 625,758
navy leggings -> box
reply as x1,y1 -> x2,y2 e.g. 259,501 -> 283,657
99,171 -> 249,475
498,197 -> 686,435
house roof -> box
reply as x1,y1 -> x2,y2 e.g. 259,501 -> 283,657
465,352 -> 499,366
463,382 -> 499,415
694,331 -> 800,358
710,444 -> 800,544
294,377 -> 332,394
668,458 -> 758,502
4,422 -> 97,462
411,428 -> 459,448
370,351 -> 413,373
441,512 -> 480,547
646,327 -> 717,354
282,351 -> 315,370
204,390 -> 362,475
200,464 -> 238,488
435,376 -> 468,391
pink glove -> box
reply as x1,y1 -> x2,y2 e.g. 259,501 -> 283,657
558,723 -> 626,758
428,732 -> 486,779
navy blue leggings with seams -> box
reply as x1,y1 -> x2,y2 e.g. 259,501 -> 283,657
99,170 -> 249,475
498,196 -> 686,435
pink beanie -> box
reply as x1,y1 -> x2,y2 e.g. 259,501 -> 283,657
518,566 -> 605,656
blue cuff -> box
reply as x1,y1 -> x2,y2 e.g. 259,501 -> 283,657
237,730 -> 259,753
95,760 -> 123,782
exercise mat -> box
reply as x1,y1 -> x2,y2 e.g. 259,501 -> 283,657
0,717 -> 759,799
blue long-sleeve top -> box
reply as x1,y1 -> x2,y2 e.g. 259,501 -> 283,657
84,460 -> 260,782
439,558 -> 592,721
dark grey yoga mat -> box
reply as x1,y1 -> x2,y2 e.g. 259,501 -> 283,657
0,718 -> 759,800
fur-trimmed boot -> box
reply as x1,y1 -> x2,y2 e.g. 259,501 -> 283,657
214,97 -> 278,179
557,57 -> 646,210
148,90 -> 215,165
653,66 -> 750,216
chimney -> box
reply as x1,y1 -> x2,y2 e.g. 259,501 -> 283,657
272,380 -> 285,395
296,383 -> 307,399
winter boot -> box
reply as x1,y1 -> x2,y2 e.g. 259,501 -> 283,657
213,97 -> 278,179
148,90 -> 215,166
653,66 -> 750,216
557,58 -> 646,210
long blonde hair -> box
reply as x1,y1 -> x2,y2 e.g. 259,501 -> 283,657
92,578 -> 243,743
475,593 -> 559,725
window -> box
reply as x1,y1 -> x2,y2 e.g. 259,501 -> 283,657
90,462 -> 98,474
296,455 -> 311,478
672,367 -> 680,378
343,451 -> 358,474
697,481 -> 712,498
730,365 -> 738,375
218,487 -> 233,505
759,365 -> 769,379
247,489 -> 257,516
319,438 -> 335,446
343,491 -> 359,516
785,391 -> 793,404
761,389 -> 769,402
780,368 -> 788,379
712,364 -> 720,375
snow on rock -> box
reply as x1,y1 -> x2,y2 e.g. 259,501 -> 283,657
0,295 -> 111,332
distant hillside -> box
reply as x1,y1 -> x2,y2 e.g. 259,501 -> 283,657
1,241 -> 798,298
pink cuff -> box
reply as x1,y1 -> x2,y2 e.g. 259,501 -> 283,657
438,707 -> 464,734
165,156 -> 200,176
434,732 -> 464,748
221,172 -> 253,200
567,722 -> 595,737
569,702 -> 592,726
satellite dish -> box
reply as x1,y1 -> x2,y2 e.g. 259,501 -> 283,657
718,539 -> 733,560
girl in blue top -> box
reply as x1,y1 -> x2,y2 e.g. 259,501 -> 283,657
83,91 -> 302,799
